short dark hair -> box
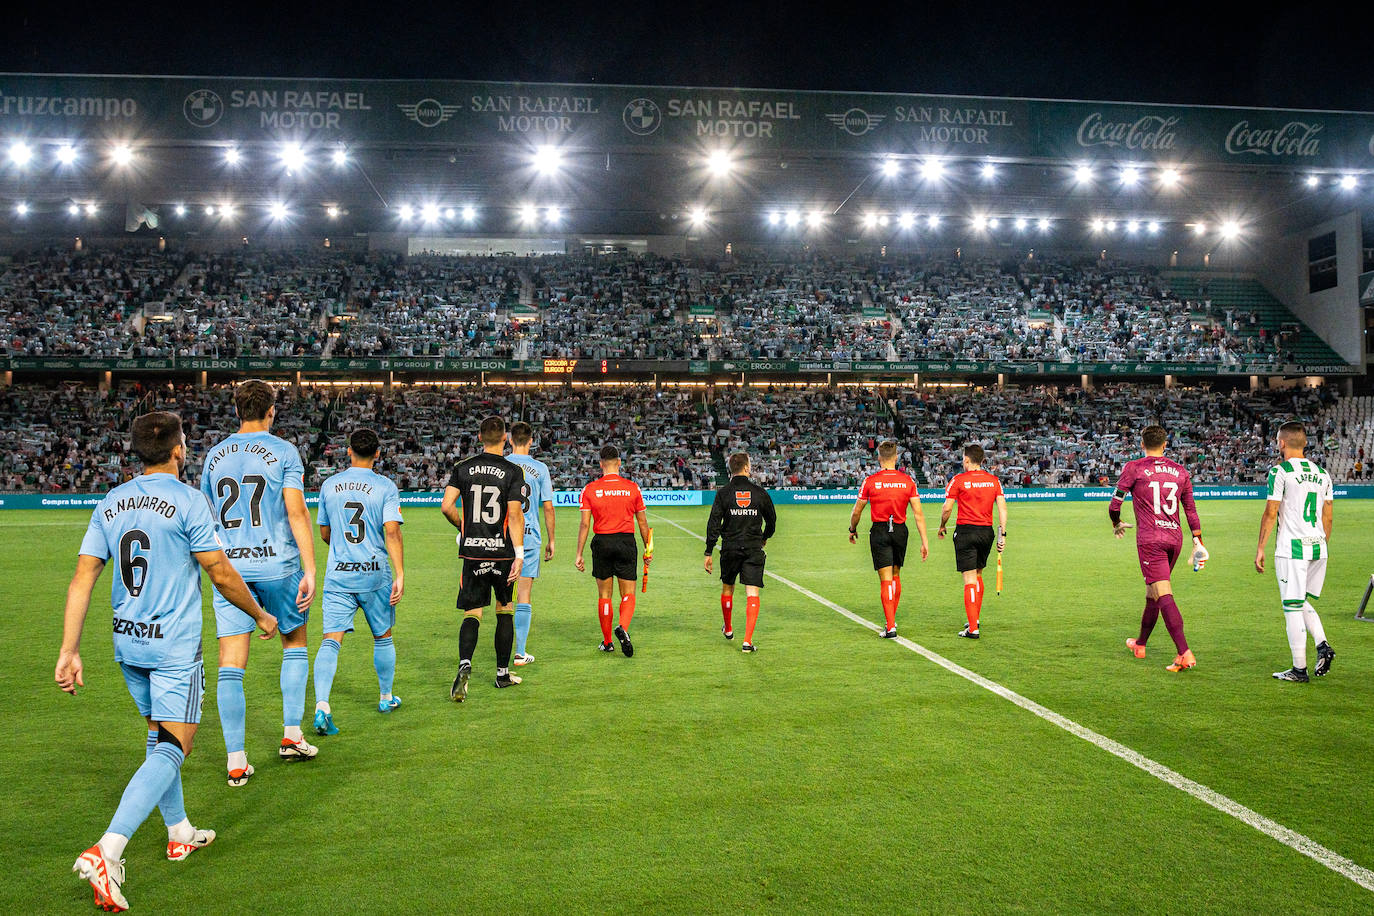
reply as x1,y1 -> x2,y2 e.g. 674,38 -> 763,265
599,444 -> 620,461
233,379 -> 275,422
131,411 -> 184,465
1278,421 -> 1306,449
964,444 -> 985,466
349,428 -> 380,459
479,415 -> 506,446
878,440 -> 898,459
1142,425 -> 1168,449
510,421 -> 533,446
728,452 -> 750,475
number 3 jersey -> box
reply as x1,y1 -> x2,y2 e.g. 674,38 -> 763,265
317,467 -> 404,592
1267,457 -> 1332,560
80,473 -> 223,668
1109,455 -> 1201,546
447,453 -> 525,559
200,431 -> 305,581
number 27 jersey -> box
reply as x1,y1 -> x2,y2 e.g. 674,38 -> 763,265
447,454 -> 524,559
200,431 -> 304,581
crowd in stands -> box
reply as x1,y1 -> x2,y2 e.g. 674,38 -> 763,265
0,248 -> 1324,366
0,380 -> 1351,496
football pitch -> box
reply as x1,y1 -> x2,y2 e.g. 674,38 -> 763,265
5,500 -> 1374,914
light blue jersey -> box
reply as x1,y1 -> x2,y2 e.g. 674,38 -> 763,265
79,473 -> 222,668
200,431 -> 305,582
506,453 -> 553,545
317,466 -> 403,593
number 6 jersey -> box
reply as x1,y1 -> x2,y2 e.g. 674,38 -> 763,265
1267,457 -> 1332,560
447,453 -> 524,559
317,466 -> 404,592
1109,455 -> 1201,546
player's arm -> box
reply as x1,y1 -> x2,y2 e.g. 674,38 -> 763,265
319,524 -> 331,544
635,509 -> 653,565
1180,476 -> 1207,569
1108,468 -> 1133,537
384,520 -> 404,605
996,494 -> 1008,552
848,497 -> 867,544
908,496 -> 929,560
705,490 -> 726,556
55,554 -> 105,694
760,491 -> 777,546
284,487 -> 316,611
1322,500 -> 1333,541
441,486 -> 463,529
196,549 -> 278,639
506,498 -> 525,583
1254,499 -> 1280,573
937,497 -> 956,538
541,500 -> 555,561
574,509 -> 592,572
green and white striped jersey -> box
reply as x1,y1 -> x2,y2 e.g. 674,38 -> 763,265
1267,457 -> 1332,560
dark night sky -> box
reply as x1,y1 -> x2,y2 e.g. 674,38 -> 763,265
2,1 -> 1367,112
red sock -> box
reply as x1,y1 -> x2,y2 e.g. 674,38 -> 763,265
974,577 -> 985,627
619,593 -> 636,630
881,580 -> 897,630
744,596 -> 760,643
598,598 -> 613,643
894,574 -> 902,607
721,594 -> 733,632
964,584 -> 979,630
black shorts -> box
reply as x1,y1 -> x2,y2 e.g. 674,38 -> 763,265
953,525 -> 995,572
591,533 -> 638,581
720,547 -> 766,588
870,522 -> 909,571
457,558 -> 514,610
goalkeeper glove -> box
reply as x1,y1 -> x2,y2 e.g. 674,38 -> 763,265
1191,536 -> 1209,572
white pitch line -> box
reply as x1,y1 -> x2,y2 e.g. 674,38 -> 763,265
653,512 -> 1374,893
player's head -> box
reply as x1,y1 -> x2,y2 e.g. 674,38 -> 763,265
877,440 -> 899,468
599,444 -> 621,472
348,428 -> 380,465
728,452 -> 750,477
510,421 -> 534,452
131,411 -> 186,474
479,415 -> 506,448
1141,425 -> 1168,455
1277,421 -> 1307,454
233,379 -> 275,427
962,444 -> 985,471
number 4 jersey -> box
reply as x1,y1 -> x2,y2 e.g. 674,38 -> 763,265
447,453 -> 525,559
1109,455 -> 1201,546
200,431 -> 305,581
317,466 -> 404,592
1268,457 -> 1332,560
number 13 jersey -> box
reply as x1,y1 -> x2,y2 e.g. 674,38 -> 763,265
447,453 -> 524,559
1109,455 -> 1201,547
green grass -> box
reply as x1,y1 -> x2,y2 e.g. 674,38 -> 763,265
4,500 -> 1374,914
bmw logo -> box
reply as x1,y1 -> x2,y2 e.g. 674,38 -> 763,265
623,98 -> 662,136
184,89 -> 224,128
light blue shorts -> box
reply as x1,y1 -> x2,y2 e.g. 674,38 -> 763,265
322,586 -> 395,637
120,660 -> 205,724
214,570 -> 307,638
521,538 -> 541,579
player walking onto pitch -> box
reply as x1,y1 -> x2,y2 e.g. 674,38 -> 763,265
1255,421 -> 1335,682
505,421 -> 555,666
576,445 -> 653,656
938,444 -> 1006,639
312,428 -> 405,735
59,412 -> 278,913
1109,425 -> 1207,672
705,452 -> 776,651
442,416 -> 525,701
201,380 -> 318,784
851,440 -> 929,638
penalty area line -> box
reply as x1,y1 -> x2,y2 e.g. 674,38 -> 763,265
652,512 -> 1374,894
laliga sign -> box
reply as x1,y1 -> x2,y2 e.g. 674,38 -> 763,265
1076,112 -> 1178,151
1225,120 -> 1322,157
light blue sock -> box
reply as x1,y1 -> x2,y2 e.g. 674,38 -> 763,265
314,639 -> 341,706
147,729 -> 186,828
217,667 -> 246,755
514,603 -> 533,656
281,647 -> 309,729
373,637 -> 396,696
108,743 -> 184,840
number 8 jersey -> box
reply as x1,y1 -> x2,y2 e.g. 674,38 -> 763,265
1268,457 -> 1332,560
447,453 -> 524,559
200,430 -> 305,581
317,466 -> 404,591
1109,455 -> 1201,546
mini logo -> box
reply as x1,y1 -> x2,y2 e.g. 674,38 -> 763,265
826,108 -> 885,136
623,98 -> 662,135
735,490 -> 752,509
183,90 -> 223,127
399,98 -> 461,128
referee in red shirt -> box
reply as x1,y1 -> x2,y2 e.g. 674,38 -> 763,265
576,445 -> 653,656
938,444 -> 1008,639
849,440 -> 929,638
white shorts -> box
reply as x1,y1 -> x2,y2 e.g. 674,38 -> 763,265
1276,556 -> 1326,611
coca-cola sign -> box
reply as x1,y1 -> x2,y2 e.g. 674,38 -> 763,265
1224,120 -> 1322,157
1076,112 -> 1179,151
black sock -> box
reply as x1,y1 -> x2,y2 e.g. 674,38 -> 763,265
495,614 -> 514,670
459,616 -> 480,664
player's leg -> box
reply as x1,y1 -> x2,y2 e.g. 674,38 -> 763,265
742,584 -> 762,650
592,539 -> 616,649
614,577 -> 636,657
870,527 -> 898,636
1304,558 -> 1334,676
494,565 -> 521,687
1274,557 -> 1312,680
959,569 -> 981,637
215,584 -> 255,785
149,663 -> 214,860
720,580 -> 736,639
514,540 -> 539,664
1150,554 -> 1195,670
313,590 -> 353,735
360,587 -> 400,709
270,571 -> 316,759
124,665 -> 198,851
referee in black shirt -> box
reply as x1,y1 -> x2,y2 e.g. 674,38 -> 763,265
704,452 -> 777,652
